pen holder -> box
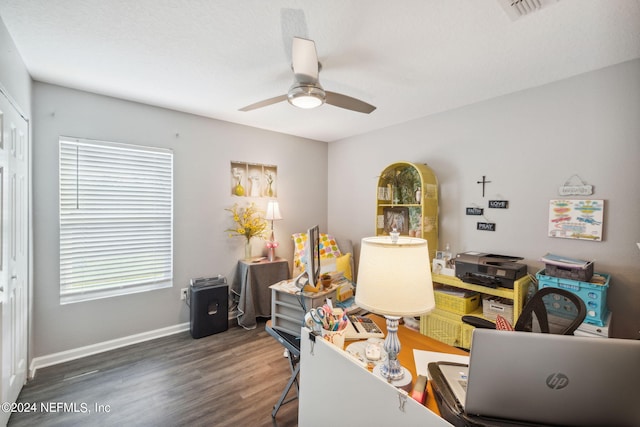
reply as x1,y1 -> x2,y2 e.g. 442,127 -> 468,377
320,275 -> 332,289
321,327 -> 346,349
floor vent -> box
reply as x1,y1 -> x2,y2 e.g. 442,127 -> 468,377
497,0 -> 561,21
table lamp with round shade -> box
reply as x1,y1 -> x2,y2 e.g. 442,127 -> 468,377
265,200 -> 282,262
355,236 -> 435,389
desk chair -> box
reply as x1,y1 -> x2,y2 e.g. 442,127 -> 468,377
462,287 -> 587,335
265,321 -> 301,418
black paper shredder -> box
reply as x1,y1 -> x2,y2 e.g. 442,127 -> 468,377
189,276 -> 228,339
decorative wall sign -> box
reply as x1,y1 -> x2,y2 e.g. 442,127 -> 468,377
466,207 -> 484,215
230,161 -> 277,198
558,174 -> 593,196
548,199 -> 603,241
477,222 -> 496,231
488,200 -> 509,209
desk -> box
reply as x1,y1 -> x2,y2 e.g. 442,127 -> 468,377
231,258 -> 289,329
368,315 -> 468,415
298,315 -> 468,426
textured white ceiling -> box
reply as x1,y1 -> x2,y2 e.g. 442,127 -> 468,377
1,0 -> 639,142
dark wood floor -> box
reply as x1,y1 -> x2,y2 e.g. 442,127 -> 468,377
9,319 -> 298,427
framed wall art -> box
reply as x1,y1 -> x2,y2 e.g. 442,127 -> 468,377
230,161 -> 277,198
548,199 -> 604,241
382,206 -> 409,235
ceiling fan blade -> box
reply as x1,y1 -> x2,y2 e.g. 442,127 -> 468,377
325,91 -> 376,114
292,37 -> 318,83
239,94 -> 288,112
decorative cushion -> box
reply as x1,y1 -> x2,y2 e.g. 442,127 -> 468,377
292,232 -> 342,271
319,252 -> 353,281
292,232 -> 343,277
335,253 -> 353,281
319,233 -> 342,259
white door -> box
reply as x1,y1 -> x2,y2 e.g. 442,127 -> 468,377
0,91 -> 29,426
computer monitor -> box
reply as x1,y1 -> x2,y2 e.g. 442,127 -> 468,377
294,225 -> 321,290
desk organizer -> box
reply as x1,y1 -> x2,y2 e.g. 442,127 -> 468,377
536,269 -> 610,326
482,296 -> 514,321
434,287 -> 480,315
544,261 -> 594,282
420,308 -> 464,348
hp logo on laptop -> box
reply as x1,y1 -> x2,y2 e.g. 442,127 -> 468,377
546,373 -> 569,390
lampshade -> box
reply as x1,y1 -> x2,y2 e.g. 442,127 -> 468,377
356,236 -> 435,317
265,200 -> 282,221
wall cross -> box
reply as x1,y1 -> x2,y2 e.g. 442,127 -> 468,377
477,175 -> 491,198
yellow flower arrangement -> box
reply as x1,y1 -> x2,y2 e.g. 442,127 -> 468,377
225,203 -> 268,243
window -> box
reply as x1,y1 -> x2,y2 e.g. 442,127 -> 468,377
59,137 -> 173,304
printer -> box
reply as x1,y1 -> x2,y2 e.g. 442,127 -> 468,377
455,252 -> 527,289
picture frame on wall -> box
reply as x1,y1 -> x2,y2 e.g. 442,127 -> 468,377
230,161 -> 277,198
383,207 -> 409,234
548,199 -> 604,241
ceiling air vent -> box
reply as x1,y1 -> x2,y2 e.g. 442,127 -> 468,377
497,0 -> 560,21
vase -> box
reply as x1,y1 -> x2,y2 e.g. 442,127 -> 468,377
267,182 -> 274,197
244,241 -> 252,259
235,183 -> 245,196
249,176 -> 260,197
234,176 -> 245,196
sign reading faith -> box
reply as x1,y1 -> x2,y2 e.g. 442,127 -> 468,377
466,207 -> 484,215
488,200 -> 509,209
477,222 -> 496,231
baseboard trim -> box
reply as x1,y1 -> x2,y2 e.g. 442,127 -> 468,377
29,322 -> 190,379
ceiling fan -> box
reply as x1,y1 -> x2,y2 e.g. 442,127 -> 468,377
239,37 -> 376,114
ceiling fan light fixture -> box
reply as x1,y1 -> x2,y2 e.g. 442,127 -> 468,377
239,37 -> 375,114
287,84 -> 325,109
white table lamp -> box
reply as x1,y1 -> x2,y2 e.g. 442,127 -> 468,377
355,236 -> 435,388
265,200 -> 282,262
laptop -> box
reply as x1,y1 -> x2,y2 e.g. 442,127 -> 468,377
441,329 -> 640,426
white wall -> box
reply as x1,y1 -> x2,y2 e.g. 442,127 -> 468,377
32,82 -> 327,357
328,59 -> 640,339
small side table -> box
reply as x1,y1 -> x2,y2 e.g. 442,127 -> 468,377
231,257 -> 289,329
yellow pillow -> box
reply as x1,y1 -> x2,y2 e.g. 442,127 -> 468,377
336,253 -> 353,281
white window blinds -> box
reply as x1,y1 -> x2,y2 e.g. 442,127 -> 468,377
59,137 -> 173,303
